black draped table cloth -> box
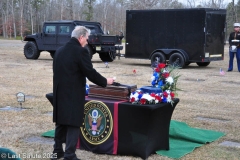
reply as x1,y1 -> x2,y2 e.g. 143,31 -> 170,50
45,93 -> 179,159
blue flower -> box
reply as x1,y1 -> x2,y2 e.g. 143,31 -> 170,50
153,72 -> 159,79
162,97 -> 167,103
138,93 -> 143,99
151,80 -> 156,86
158,80 -> 164,87
86,84 -> 89,95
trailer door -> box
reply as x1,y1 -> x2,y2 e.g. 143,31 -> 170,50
205,12 -> 226,60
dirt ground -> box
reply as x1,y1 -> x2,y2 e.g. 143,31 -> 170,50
0,39 -> 240,160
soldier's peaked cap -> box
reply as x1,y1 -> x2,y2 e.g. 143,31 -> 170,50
234,23 -> 240,27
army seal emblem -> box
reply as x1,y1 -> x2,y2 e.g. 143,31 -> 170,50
80,100 -> 113,145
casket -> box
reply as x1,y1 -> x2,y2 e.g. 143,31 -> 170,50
89,83 -> 137,100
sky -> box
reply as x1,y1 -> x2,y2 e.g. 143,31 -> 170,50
177,0 -> 233,6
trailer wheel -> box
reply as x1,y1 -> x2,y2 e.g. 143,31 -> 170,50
151,52 -> 166,67
99,52 -> 115,62
50,51 -> 55,59
24,41 -> 40,59
169,52 -> 185,68
85,45 -> 94,59
196,62 -> 210,67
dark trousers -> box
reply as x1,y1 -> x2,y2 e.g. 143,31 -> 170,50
228,49 -> 240,71
53,124 -> 80,160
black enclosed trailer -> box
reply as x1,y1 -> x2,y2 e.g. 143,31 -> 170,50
125,8 -> 226,68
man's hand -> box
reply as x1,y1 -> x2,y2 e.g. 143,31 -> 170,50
107,77 -> 115,85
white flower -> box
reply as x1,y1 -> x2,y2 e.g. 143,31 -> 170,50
151,76 -> 155,81
167,95 -> 172,102
166,77 -> 174,84
135,89 -> 142,92
130,92 -> 139,101
165,90 -> 171,94
141,94 -> 155,101
162,68 -> 168,73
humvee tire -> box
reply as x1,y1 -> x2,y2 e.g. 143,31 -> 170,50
24,41 -> 40,59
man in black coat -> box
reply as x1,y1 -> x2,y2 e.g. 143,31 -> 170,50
52,26 -> 114,160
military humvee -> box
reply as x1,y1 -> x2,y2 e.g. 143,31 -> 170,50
23,20 -> 124,62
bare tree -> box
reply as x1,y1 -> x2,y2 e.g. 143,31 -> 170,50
200,0 -> 225,8
157,0 -> 174,9
18,0 -> 25,38
133,0 -> 160,9
60,0 -> 64,20
95,0 -> 111,33
75,0 -> 85,20
3,0 -> 9,38
10,0 -> 16,38
187,0 -> 196,8
232,0 -> 237,22
84,0 -> 96,21
27,1 -> 34,34
0,0 -> 235,40
170,0 -> 184,8
0,1 -> 7,38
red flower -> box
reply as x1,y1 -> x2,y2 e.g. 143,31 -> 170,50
170,92 -> 175,98
130,97 -> 135,103
140,98 -> 147,104
133,69 -> 136,74
155,67 -> 160,72
155,95 -> 162,102
158,63 -> 166,69
150,93 -> 156,97
162,72 -> 170,78
163,91 -> 168,98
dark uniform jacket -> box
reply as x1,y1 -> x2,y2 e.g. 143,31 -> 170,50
228,31 -> 240,47
53,38 -> 107,127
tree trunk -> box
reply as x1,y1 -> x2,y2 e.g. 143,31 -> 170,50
30,3 -> 34,34
11,0 -> 16,38
69,0 -> 73,20
0,1 -> 6,38
6,0 -> 9,38
61,0 -> 63,20
19,0 -> 25,38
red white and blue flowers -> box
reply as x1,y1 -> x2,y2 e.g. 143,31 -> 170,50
130,63 -> 180,105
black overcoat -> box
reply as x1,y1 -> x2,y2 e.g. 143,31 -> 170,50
53,38 -> 107,127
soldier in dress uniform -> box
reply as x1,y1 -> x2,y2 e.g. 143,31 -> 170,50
228,23 -> 240,72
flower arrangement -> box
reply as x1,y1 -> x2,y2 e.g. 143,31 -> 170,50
129,63 -> 180,105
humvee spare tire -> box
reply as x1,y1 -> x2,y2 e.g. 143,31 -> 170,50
99,52 -> 115,62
